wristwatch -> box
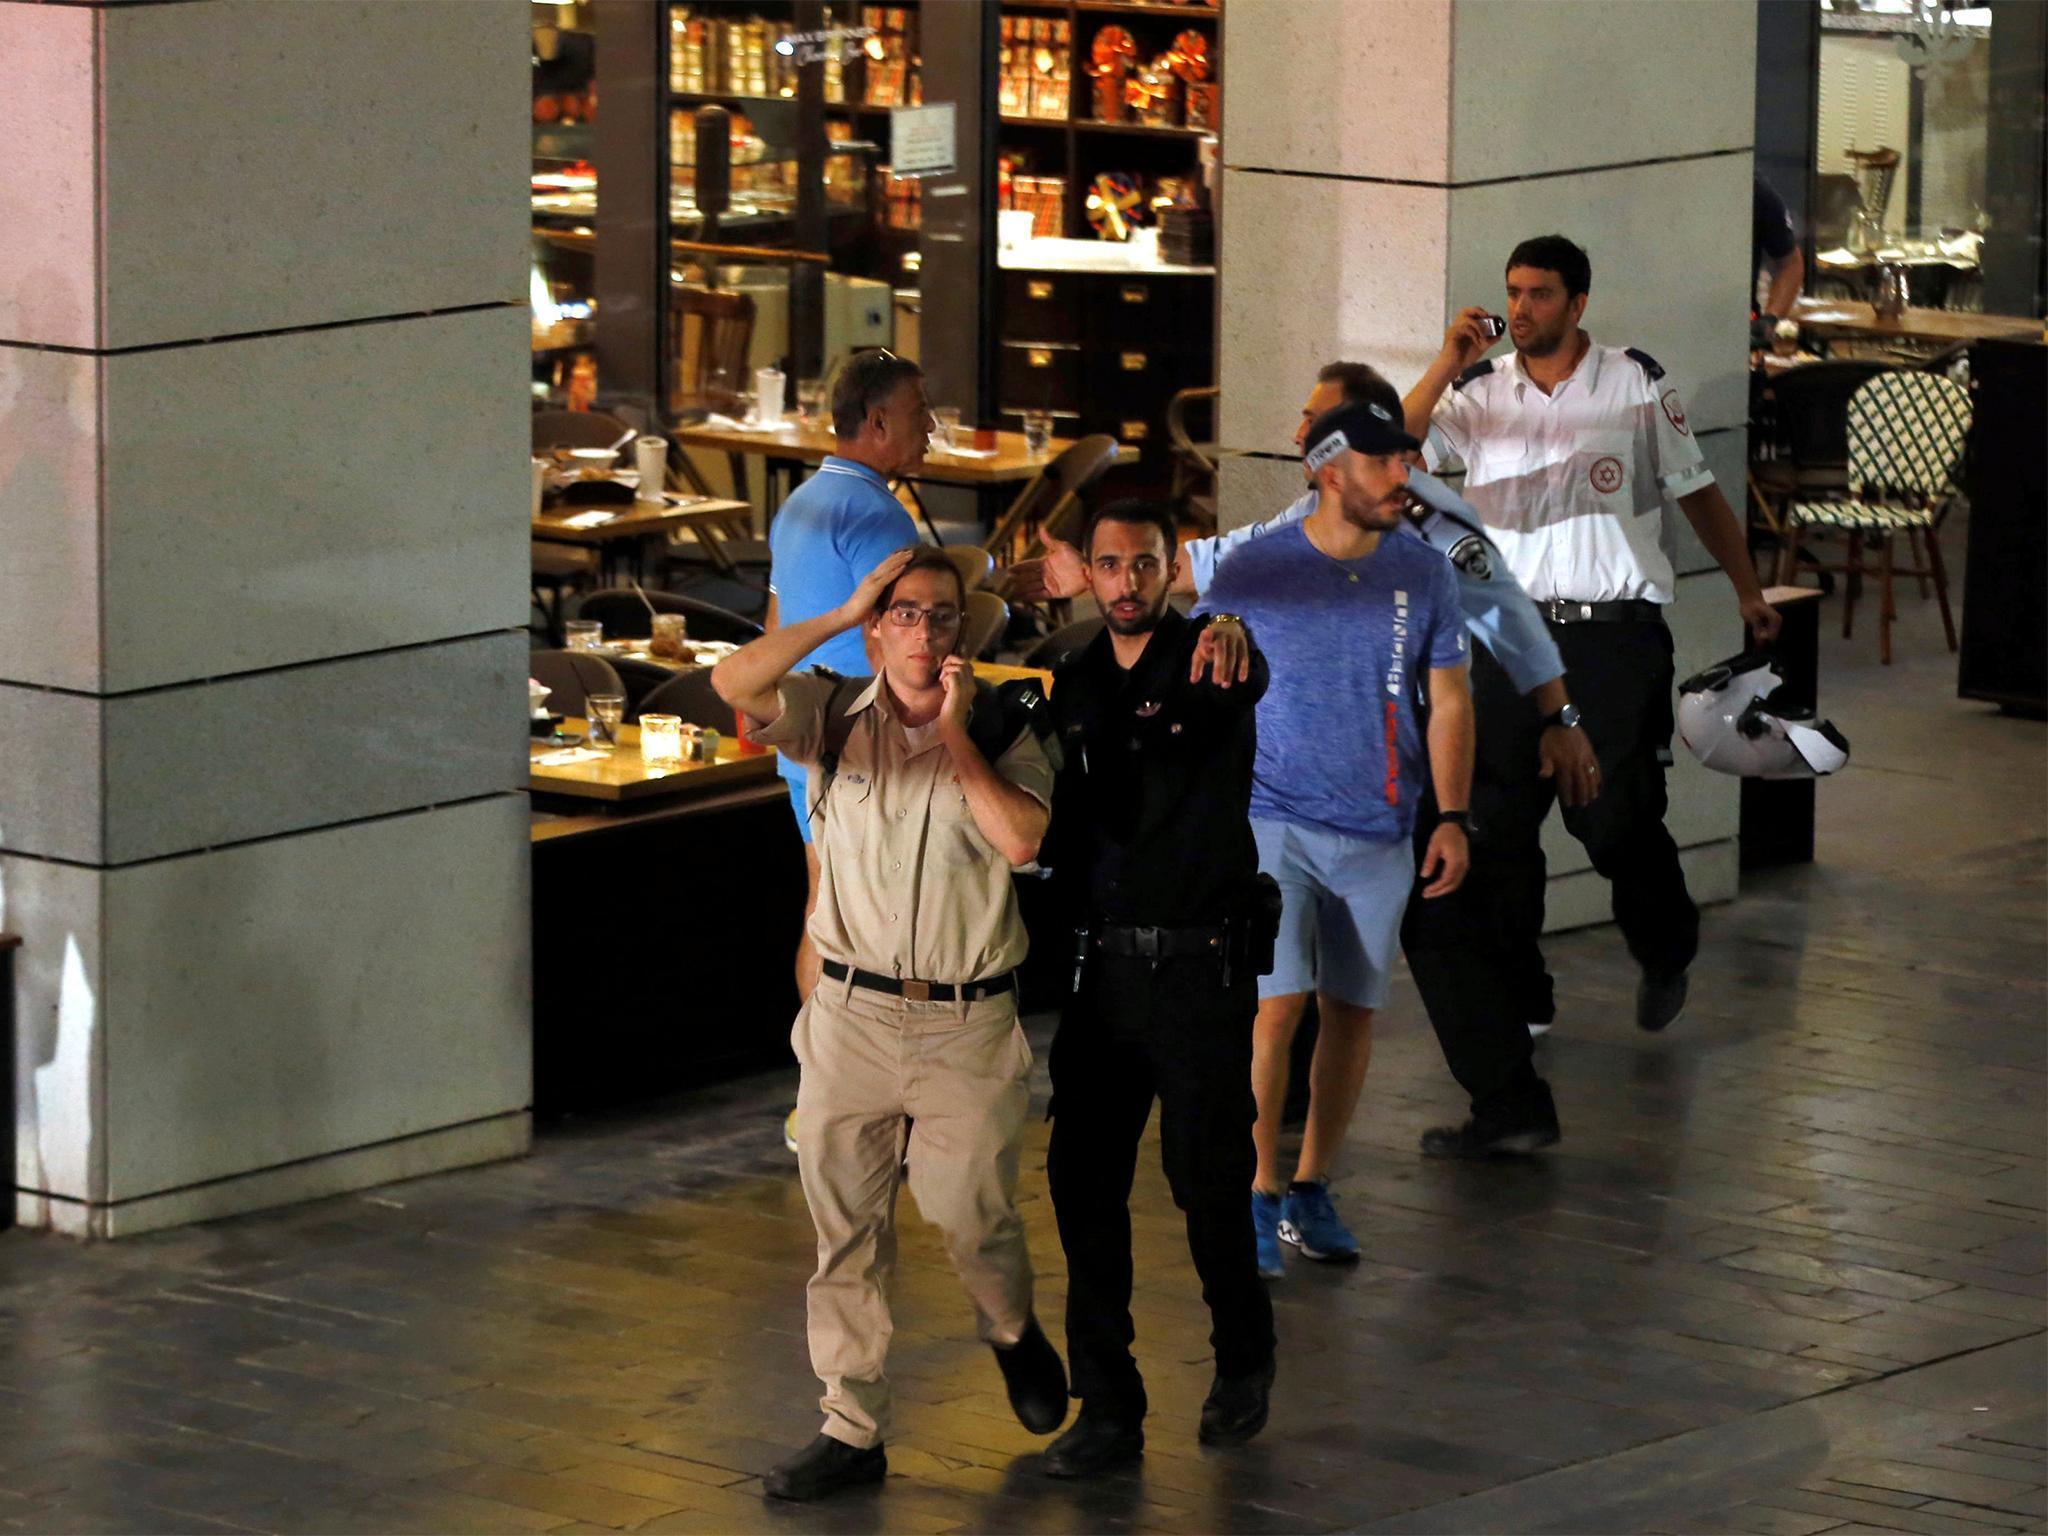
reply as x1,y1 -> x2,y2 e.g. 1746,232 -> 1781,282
1542,702 -> 1583,731
1438,809 -> 1471,831
1206,613 -> 1245,628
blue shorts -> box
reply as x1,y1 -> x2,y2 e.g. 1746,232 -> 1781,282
1252,817 -> 1415,1010
784,766 -> 812,845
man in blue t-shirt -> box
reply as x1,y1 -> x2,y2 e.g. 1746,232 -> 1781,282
1196,393 -> 1474,1277
767,350 -> 927,1009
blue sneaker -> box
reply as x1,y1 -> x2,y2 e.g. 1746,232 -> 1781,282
1279,1179 -> 1359,1262
1251,1190 -> 1285,1279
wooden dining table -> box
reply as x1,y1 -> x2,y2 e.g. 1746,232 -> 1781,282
532,490 -> 752,583
673,418 -> 1128,487
673,418 -> 1139,542
596,639 -> 1053,695
1791,297 -> 2042,348
529,717 -> 779,805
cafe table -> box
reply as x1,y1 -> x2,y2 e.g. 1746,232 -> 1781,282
532,490 -> 752,584
530,716 -> 778,806
597,638 -> 1054,697
1791,297 -> 2041,350
671,417 -> 1137,537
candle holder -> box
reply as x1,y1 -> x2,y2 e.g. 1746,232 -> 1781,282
640,713 -> 685,767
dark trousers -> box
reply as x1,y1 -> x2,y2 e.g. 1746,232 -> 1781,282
1402,791 -> 1546,1119
1472,618 -> 1700,1025
1046,949 -> 1275,1419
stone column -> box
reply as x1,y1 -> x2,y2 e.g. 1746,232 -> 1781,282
0,0 -> 534,1236
1217,0 -> 1757,929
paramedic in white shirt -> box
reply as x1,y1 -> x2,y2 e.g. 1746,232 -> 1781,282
1400,233 -> 1778,1036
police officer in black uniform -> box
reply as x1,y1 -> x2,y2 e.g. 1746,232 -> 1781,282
1040,498 -> 1278,1479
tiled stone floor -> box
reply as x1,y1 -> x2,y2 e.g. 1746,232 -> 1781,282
2,555 -> 2041,1534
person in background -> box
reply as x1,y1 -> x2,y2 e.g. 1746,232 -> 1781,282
1196,395 -> 1475,1279
1402,234 -> 1779,1042
1011,360 -> 1593,1161
763,349 -> 927,1151
1753,175 -> 1805,322
1038,499 -> 1276,1479
714,547 -> 1068,1503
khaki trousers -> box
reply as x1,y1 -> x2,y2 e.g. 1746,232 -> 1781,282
793,975 -> 1035,1448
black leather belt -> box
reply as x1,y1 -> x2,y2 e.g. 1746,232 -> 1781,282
1094,923 -> 1227,960
1539,598 -> 1666,625
821,960 -> 1015,1003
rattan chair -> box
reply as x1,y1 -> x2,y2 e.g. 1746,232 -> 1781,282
1781,371 -> 1968,664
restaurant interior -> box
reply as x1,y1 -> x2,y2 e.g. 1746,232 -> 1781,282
0,0 -> 2041,1237
0,3 -> 2042,1530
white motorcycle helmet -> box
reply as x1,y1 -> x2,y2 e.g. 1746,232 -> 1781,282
1677,652 -> 1849,779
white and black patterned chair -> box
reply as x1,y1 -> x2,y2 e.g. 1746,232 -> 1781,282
1782,371 -> 1968,664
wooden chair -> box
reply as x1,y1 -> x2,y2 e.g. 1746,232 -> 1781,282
667,286 -> 756,491
1780,371 -> 1968,664
667,288 -> 757,419
1166,386 -> 1220,534
960,590 -> 1010,661
981,434 -> 1125,563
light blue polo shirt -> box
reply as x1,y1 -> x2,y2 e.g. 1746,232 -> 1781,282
765,455 -> 919,804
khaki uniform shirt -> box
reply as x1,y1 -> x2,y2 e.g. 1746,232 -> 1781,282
753,672 -> 1053,983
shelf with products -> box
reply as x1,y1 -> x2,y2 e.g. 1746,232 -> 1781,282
990,0 -> 1219,477
668,4 -> 923,112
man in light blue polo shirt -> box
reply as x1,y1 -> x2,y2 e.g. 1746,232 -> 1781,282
767,350 -> 930,1010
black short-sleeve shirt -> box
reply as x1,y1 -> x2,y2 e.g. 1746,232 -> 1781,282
1047,608 -> 1268,928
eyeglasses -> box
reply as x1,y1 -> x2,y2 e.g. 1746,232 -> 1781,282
883,602 -> 962,633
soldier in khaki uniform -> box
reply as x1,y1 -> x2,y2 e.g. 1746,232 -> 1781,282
712,546 -> 1069,1503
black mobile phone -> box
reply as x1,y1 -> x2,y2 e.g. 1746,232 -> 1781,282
1480,313 -> 1507,340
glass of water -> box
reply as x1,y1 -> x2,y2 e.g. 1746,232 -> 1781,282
1022,410 -> 1053,459
586,693 -> 625,752
933,406 -> 962,452
797,377 -> 826,427
565,619 -> 603,651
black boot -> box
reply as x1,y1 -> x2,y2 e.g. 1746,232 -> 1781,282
1199,1356 -> 1275,1446
1043,1402 -> 1144,1478
1421,1081 -> 1561,1159
762,1434 -> 886,1502
993,1314 -> 1069,1434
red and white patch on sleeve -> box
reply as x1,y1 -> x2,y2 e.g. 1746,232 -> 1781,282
1660,389 -> 1690,436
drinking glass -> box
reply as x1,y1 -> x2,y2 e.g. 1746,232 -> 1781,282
565,619 -> 603,651
797,377 -> 826,426
650,611 -> 688,659
933,406 -> 963,452
1022,410 -> 1053,459
640,712 -> 685,767
586,693 -> 625,752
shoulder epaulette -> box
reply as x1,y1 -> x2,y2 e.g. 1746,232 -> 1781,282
1624,347 -> 1666,382
1452,358 -> 1495,391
